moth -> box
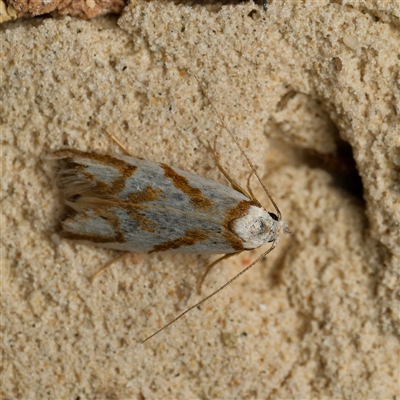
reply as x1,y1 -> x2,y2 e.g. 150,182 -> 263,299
55,88 -> 291,342
55,149 -> 288,255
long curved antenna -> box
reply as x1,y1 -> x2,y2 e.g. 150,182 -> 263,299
142,241 -> 277,343
192,74 -> 282,220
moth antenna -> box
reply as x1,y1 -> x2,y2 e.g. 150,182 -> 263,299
142,241 -> 277,343
192,74 -> 282,220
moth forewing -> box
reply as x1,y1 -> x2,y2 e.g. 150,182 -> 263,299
55,149 -> 286,255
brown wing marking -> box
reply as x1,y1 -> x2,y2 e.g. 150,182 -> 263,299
128,186 -> 163,203
60,205 -> 126,243
161,164 -> 213,210
56,149 -> 138,196
222,200 -> 253,251
149,229 -> 209,253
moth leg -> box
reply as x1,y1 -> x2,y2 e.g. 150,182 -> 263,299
106,129 -> 132,156
197,253 -> 238,294
208,137 -> 251,197
246,171 -> 262,208
209,137 -> 262,207
91,252 -> 127,281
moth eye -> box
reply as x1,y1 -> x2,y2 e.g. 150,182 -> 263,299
268,212 -> 278,221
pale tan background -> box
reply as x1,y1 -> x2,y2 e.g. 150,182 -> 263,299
2,1 -> 399,399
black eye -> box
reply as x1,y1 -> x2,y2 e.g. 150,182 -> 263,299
268,212 -> 278,221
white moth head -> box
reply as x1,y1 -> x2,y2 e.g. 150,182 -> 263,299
231,205 -> 291,250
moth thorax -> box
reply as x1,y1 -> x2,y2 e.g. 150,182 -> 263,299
230,205 -> 279,250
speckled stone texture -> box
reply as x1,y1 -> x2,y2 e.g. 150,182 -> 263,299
0,0 -> 125,22
2,1 -> 399,399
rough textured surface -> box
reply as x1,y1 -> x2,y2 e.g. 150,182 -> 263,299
0,0 -> 125,22
2,1 -> 399,399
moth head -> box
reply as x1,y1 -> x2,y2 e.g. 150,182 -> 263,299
231,206 -> 291,250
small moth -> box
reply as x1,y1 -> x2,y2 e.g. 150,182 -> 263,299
55,84 -> 291,342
